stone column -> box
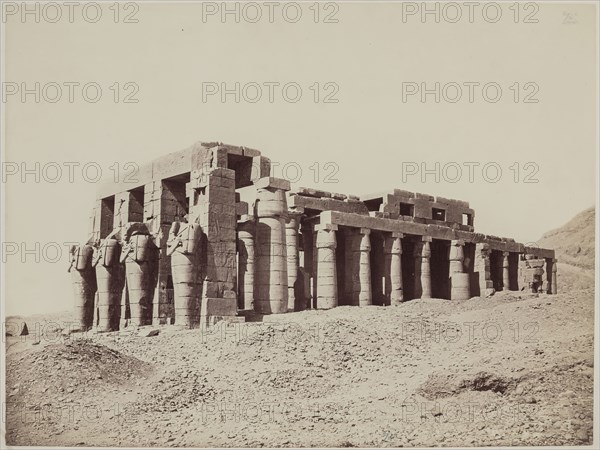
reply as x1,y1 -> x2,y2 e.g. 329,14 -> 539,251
414,237 -> 432,299
300,222 -> 314,309
355,228 -> 372,306
144,180 -> 180,325
69,243 -> 97,331
94,237 -> 124,332
315,224 -> 338,309
502,251 -> 510,291
551,258 -> 558,294
449,240 -> 465,275
384,232 -> 403,306
285,210 -> 303,311
254,177 -> 290,314
342,228 -> 357,306
312,226 -> 319,309
237,216 -> 255,311
476,243 -> 494,297
167,222 -> 203,328
122,227 -> 157,327
450,239 -> 470,300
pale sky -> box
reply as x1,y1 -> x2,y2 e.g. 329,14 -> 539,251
2,1 -> 597,316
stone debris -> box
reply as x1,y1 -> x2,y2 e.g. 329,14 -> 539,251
5,288 -> 593,447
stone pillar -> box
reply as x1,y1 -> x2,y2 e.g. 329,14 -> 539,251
300,222 -> 314,309
69,243 -> 97,331
520,254 -> 545,293
449,240 -> 465,275
168,222 -> 203,328
343,228 -> 357,306
254,177 -> 290,314
551,258 -> 558,294
315,224 -> 338,309
237,216 -> 255,311
384,232 -> 403,306
502,251 -> 510,291
312,226 -> 319,309
476,243 -> 494,297
94,238 -> 124,332
414,237 -> 432,299
355,228 -> 372,306
285,210 -> 303,311
450,239 -> 470,300
144,180 -> 179,325
189,167 -> 238,323
121,226 -> 158,327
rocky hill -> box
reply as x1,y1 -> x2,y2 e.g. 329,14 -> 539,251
537,207 -> 595,291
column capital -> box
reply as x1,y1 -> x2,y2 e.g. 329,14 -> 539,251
238,214 -> 255,225
359,228 -> 371,235
287,207 -> 304,216
391,232 -> 404,239
316,227 -> 337,249
476,243 -> 491,255
359,231 -> 371,251
502,251 -> 510,257
421,235 -> 433,242
415,240 -> 431,258
384,233 -> 402,255
285,210 -> 303,228
451,239 -> 465,246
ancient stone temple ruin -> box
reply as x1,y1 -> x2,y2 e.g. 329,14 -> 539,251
69,142 -> 557,331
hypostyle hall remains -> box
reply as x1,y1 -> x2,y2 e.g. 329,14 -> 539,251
69,142 -> 557,331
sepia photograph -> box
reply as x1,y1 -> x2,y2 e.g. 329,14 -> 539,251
1,1 -> 598,448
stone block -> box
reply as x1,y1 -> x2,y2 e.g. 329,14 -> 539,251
242,147 -> 261,158
415,192 -> 435,201
289,195 -> 369,215
392,189 -> 416,199
251,156 -> 271,182
297,187 -> 332,198
201,297 -> 237,318
255,177 -> 291,191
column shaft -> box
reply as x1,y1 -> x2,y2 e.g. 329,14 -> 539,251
254,178 -> 290,314
285,212 -> 302,311
502,251 -> 510,291
316,226 -> 338,309
476,243 -> 494,297
356,229 -> 372,306
384,233 -> 403,306
551,259 -> 558,294
237,219 -> 255,311
414,239 -> 432,299
450,240 -> 469,300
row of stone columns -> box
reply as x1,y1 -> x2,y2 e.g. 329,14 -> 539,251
237,215 -> 558,313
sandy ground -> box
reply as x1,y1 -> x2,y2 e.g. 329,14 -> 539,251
4,288 -> 595,447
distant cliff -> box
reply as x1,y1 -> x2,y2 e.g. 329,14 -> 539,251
538,207 -> 595,291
